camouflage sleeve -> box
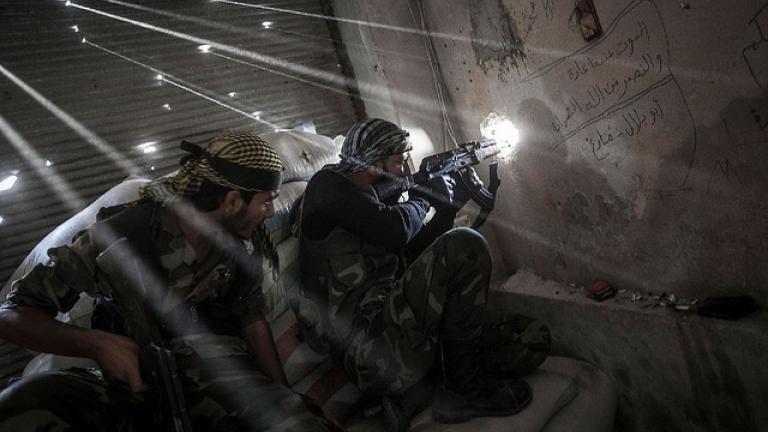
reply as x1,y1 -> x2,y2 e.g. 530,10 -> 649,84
5,229 -> 108,315
239,253 -> 272,327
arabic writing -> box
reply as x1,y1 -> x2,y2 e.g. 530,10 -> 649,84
553,51 -> 664,131
586,98 -> 664,161
519,0 -> 697,185
567,20 -> 650,82
742,3 -> 768,88
534,2 -> 673,144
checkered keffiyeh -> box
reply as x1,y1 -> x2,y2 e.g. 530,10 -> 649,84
142,131 -> 283,204
141,131 -> 283,277
336,118 -> 412,173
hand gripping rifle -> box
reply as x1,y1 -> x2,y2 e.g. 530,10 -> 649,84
375,139 -> 507,229
96,238 -> 193,432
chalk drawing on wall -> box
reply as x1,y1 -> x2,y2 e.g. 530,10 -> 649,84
522,0 -> 698,188
742,3 -> 768,88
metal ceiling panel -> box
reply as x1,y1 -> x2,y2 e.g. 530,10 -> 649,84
0,0 -> 362,385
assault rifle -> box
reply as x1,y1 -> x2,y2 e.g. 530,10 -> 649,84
374,139 -> 507,228
96,238 -> 193,432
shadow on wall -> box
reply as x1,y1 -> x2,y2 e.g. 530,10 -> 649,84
485,0 -> 696,293
491,89 -> 768,307
491,95 -> 665,292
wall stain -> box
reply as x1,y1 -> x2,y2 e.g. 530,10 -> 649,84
596,193 -> 632,227
563,192 -> 591,227
469,0 -> 525,82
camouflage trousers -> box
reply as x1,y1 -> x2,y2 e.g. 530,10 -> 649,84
344,228 -> 492,395
0,356 -> 336,432
344,228 -> 552,396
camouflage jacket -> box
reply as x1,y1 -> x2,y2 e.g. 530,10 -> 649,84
5,200 -> 274,342
297,169 -> 430,350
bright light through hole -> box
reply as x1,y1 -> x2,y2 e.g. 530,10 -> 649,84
46,160 -> 53,167
0,175 -> 18,192
70,25 -> 79,32
228,92 -> 237,98
197,44 -> 211,53
262,21 -> 273,29
0,216 -> 4,225
138,141 -> 157,154
162,103 -> 171,110
252,111 -> 262,119
81,37 -> 86,44
480,113 -> 520,158
155,74 -> 164,81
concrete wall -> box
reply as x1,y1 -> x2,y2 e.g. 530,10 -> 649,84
331,1 -> 768,430
332,0 -> 768,305
497,271 -> 768,432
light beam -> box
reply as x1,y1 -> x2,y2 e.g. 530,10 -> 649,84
0,114 -> 86,211
83,40 -> 278,128
0,63 -> 140,176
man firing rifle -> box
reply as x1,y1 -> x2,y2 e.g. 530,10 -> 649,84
296,118 -> 547,432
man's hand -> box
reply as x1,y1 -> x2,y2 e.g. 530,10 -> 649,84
0,304 -> 144,394
243,316 -> 289,386
90,329 -> 146,393
410,174 -> 455,209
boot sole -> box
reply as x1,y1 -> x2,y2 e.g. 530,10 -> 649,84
381,396 -> 408,432
431,388 -> 533,424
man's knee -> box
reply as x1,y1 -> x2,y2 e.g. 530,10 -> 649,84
438,227 -> 491,267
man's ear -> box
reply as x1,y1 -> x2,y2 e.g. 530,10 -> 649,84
368,161 -> 385,176
222,190 -> 244,214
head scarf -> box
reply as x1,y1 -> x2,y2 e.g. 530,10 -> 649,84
142,131 -> 283,204
141,131 -> 283,275
336,118 -> 412,173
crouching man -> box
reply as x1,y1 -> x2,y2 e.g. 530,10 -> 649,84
296,119 -> 549,431
0,131 -> 340,431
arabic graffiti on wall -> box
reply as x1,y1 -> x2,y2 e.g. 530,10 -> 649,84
523,0 -> 697,187
742,3 -> 768,88
586,96 -> 664,161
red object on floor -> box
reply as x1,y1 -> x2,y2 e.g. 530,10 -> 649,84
586,281 -> 616,301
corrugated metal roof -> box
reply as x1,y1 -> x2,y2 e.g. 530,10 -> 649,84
0,0 -> 360,386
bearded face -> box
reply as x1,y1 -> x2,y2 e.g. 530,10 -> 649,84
222,190 -> 278,239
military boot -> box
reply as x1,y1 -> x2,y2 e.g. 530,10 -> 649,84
432,336 -> 532,424
381,378 -> 434,432
481,314 -> 551,379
